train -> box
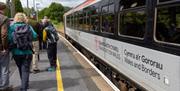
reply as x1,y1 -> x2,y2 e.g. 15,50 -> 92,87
63,0 -> 180,91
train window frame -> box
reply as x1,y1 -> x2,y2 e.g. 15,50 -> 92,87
158,0 -> 179,3
84,11 -> 91,31
154,3 -> 180,46
101,3 -> 115,34
74,12 -> 78,30
118,8 -> 146,40
119,0 -> 146,11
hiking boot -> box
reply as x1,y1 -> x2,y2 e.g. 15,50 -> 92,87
32,69 -> 40,74
47,67 -> 56,72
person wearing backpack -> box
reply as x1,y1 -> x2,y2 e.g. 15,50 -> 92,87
27,14 -> 41,74
0,2 -> 13,91
8,13 -> 37,91
43,20 -> 59,72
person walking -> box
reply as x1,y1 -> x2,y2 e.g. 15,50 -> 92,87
43,19 -> 59,72
8,13 -> 37,91
27,14 -> 40,73
0,2 -> 13,91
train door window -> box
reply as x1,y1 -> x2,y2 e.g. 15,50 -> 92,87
101,4 -> 115,34
156,5 -> 180,44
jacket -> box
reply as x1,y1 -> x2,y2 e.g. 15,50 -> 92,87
8,22 -> 37,55
0,14 -> 8,51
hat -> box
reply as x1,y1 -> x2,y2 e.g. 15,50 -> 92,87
0,2 -> 6,10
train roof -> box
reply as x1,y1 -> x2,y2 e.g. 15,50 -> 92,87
64,0 -> 101,16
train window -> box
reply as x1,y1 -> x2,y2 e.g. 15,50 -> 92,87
119,0 -> 146,10
156,6 -> 180,44
69,15 -> 72,28
78,11 -> 84,30
82,12 -> 86,31
109,4 -> 114,13
74,13 -> 78,30
90,15 -> 99,31
102,14 -> 115,33
102,6 -> 109,13
101,4 -> 115,33
84,12 -> 91,31
119,10 -> 146,38
89,5 -> 99,32
72,14 -> 75,29
66,16 -> 70,27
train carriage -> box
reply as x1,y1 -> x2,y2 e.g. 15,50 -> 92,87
64,0 -> 180,91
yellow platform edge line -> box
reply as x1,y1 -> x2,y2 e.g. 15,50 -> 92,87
56,58 -> 64,91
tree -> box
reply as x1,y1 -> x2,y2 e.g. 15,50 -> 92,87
4,5 -> 11,17
38,2 -> 65,22
13,0 -> 23,13
48,2 -> 64,22
38,8 -> 50,20
23,7 -> 35,16
64,7 -> 71,12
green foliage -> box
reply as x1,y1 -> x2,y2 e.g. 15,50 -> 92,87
13,0 -> 23,13
38,8 -> 50,19
38,2 -> 65,22
64,7 -> 71,12
4,6 -> 11,17
23,7 -> 35,16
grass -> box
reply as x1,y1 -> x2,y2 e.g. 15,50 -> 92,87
53,21 -> 64,33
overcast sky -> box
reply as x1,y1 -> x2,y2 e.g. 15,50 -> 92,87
1,0 -> 86,9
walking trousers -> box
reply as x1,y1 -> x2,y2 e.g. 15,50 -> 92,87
13,54 -> 32,91
47,43 -> 57,67
0,51 -> 10,89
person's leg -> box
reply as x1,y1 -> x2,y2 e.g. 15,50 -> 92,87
47,43 -> 54,67
0,52 -> 10,89
32,41 -> 40,72
39,39 -> 42,50
43,41 -> 47,49
14,55 -> 23,80
47,43 -> 56,71
51,43 -> 57,67
21,55 -> 32,91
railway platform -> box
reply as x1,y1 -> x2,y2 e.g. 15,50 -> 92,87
9,35 -> 115,91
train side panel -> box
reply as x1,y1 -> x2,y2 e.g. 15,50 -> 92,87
65,29 -> 180,91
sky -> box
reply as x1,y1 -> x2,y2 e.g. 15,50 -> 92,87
1,0 -> 86,9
